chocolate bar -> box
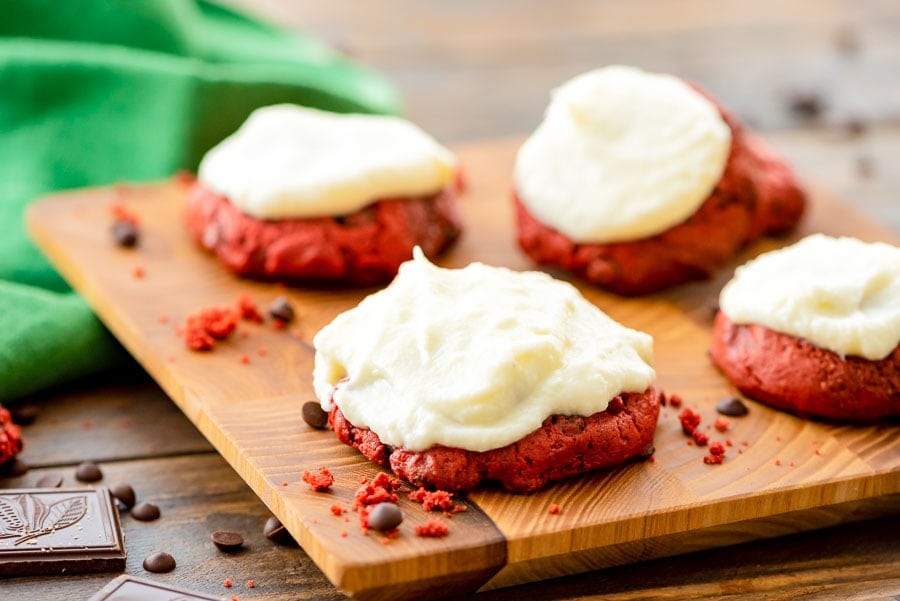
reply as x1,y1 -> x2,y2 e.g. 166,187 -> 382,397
0,487 -> 125,576
89,574 -> 223,600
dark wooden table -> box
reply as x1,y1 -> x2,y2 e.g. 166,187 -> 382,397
4,1 -> 899,599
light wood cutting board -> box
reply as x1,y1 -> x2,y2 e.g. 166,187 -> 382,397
27,138 -> 899,600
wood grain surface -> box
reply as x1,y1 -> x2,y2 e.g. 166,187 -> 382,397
5,1 -> 900,599
25,138 -> 899,599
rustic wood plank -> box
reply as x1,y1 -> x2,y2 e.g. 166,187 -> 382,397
1,455 -> 345,601
12,372 -> 212,468
23,138 -> 899,598
236,0 -> 900,136
3,461 -> 896,601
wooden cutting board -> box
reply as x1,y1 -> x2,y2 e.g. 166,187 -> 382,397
27,138 -> 899,600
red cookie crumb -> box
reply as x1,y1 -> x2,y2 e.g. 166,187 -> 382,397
709,442 -> 726,457
110,202 -> 139,225
691,430 -> 709,446
246,580 -> 255,589
301,467 -> 334,492
669,394 -> 683,408
714,417 -> 730,432
330,503 -> 346,516
548,503 -> 560,515
235,293 -> 265,323
223,579 -> 232,588
415,518 -> 449,538
183,306 -> 239,351
173,170 -> 196,186
0,406 -> 24,465
132,266 -> 145,279
679,408 -> 701,435
340,529 -> 348,537
703,454 -> 724,465
409,488 -> 455,512
239,354 -> 250,365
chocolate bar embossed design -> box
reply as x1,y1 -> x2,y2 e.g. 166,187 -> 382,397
0,493 -> 88,544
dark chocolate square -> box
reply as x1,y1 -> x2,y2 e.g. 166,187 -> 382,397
0,487 -> 125,576
88,574 -> 224,600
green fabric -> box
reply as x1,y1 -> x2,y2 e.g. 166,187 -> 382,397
0,0 -> 400,400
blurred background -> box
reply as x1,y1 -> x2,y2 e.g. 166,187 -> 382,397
228,0 -> 900,231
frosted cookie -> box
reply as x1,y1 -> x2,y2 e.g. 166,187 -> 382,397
710,234 -> 900,421
514,66 -> 805,295
313,249 -> 663,492
186,105 -> 462,285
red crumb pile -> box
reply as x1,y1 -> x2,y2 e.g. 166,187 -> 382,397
301,467 -> 334,492
415,518 -> 449,538
182,293 -> 272,351
409,487 -> 467,515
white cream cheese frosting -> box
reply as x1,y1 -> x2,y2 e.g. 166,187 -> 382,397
720,234 -> 900,360
313,248 -> 656,452
198,104 -> 457,219
514,65 -> 732,243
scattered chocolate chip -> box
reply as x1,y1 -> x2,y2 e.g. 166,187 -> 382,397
268,295 -> 295,323
856,155 -> 875,179
142,551 -> 176,573
110,483 -> 136,509
211,530 -> 244,552
787,91 -> 824,120
367,502 -> 403,531
9,405 -> 39,426
263,516 -> 297,546
0,457 -> 29,477
302,401 -> 329,430
716,396 -> 749,417
111,220 -> 139,248
35,473 -> 63,488
131,501 -> 161,521
75,461 -> 103,483
638,444 -> 656,459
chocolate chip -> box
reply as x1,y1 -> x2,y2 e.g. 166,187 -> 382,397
35,473 -> 63,488
787,92 -> 824,120
0,457 -> 29,477
110,483 -> 136,509
142,551 -> 176,573
9,405 -> 38,426
263,516 -> 297,546
211,530 -> 244,552
638,444 -> 656,459
111,220 -> 139,248
302,401 -> 329,430
268,295 -> 295,323
367,502 -> 403,531
716,396 -> 749,417
132,501 -> 161,521
75,461 -> 103,483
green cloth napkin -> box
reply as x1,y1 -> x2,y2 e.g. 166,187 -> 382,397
0,0 -> 400,400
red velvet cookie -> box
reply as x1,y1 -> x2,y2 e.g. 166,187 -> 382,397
185,183 -> 462,286
329,387 -> 662,492
515,101 -> 806,296
709,312 -> 900,421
